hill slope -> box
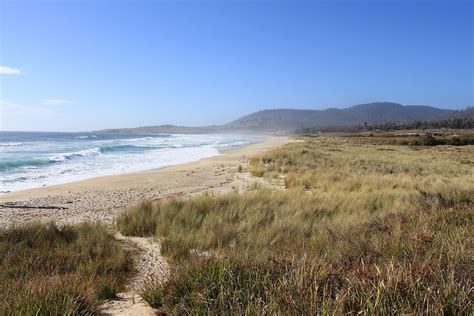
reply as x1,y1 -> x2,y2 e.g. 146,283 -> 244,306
224,102 -> 455,132
100,102 -> 457,134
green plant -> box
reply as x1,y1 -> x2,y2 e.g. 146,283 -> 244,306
0,222 -> 134,315
118,200 -> 157,236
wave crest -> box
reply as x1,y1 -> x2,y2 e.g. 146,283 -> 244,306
76,135 -> 98,139
49,148 -> 101,162
0,142 -> 24,147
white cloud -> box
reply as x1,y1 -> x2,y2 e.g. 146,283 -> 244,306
0,99 -> 26,111
41,99 -> 74,106
0,66 -> 21,75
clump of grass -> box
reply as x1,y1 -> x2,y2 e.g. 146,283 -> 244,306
249,157 -> 265,177
121,137 -> 473,314
117,200 -> 157,236
237,164 -> 243,172
140,283 -> 163,309
0,222 -> 134,315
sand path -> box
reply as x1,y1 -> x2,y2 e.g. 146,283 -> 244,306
100,233 -> 169,315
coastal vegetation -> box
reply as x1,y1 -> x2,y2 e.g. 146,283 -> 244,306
0,222 -> 134,315
345,133 -> 474,147
2,136 -> 472,314
118,137 -> 474,314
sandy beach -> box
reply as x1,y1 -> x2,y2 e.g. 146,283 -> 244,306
0,136 -> 288,228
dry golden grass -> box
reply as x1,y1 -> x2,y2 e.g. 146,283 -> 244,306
118,137 -> 473,314
251,137 -> 473,210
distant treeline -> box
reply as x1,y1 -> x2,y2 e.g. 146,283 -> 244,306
297,108 -> 474,134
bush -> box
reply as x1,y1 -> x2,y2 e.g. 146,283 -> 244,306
410,134 -> 474,146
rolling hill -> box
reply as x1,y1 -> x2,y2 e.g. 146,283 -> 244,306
100,102 -> 459,134
223,102 -> 455,132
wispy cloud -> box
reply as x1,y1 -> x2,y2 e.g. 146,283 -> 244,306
1,99 -> 56,116
41,99 -> 75,106
1,99 -> 58,131
0,100 -> 26,111
0,66 -> 21,75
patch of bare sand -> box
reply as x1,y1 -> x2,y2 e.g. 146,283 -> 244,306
100,233 -> 169,315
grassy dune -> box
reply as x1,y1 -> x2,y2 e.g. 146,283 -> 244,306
0,222 -> 134,315
118,137 -> 473,314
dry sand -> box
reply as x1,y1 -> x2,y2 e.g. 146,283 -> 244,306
0,136 -> 288,228
100,233 -> 170,315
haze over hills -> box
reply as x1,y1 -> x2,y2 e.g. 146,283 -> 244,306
100,102 -> 463,134
225,102 -> 456,132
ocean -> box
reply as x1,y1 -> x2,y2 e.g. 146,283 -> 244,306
0,132 -> 255,193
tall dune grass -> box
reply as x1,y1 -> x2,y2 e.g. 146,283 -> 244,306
118,137 -> 474,314
0,222 -> 134,315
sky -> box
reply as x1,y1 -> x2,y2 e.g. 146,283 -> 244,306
0,0 -> 473,132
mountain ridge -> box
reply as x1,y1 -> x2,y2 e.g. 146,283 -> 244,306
99,102 -> 466,134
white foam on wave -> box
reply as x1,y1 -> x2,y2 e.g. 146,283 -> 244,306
122,136 -> 156,142
0,142 -> 24,147
76,135 -> 97,139
1,134 -> 256,193
48,147 -> 102,162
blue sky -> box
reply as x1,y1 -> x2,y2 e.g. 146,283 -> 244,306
1,0 -> 472,131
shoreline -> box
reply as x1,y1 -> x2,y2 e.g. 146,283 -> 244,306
0,134 -> 260,194
0,136 -> 289,227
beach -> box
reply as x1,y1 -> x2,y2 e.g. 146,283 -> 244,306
0,136 -> 288,227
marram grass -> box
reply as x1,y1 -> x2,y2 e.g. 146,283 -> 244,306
119,137 -> 474,314
0,222 -> 134,315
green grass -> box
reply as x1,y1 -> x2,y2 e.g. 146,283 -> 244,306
118,137 -> 474,314
344,132 -> 474,146
0,222 -> 134,315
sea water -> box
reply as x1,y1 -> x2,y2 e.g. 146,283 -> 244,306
0,132 -> 255,193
